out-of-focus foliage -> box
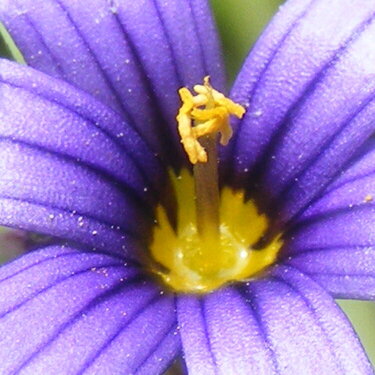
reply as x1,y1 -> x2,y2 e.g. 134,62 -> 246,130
338,300 -> 375,365
0,23 -> 24,62
210,0 -> 281,83
0,25 -> 12,59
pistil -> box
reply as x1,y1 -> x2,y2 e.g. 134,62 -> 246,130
176,77 -> 245,240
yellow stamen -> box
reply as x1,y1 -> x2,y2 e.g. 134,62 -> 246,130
176,76 -> 245,164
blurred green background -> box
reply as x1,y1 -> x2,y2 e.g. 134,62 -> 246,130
0,0 -> 374,369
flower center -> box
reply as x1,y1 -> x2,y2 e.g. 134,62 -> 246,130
148,77 -> 282,293
150,170 -> 282,293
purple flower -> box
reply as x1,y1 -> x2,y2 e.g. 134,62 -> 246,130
0,0 -> 374,374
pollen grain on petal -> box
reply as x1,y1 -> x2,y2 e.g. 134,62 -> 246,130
364,194 -> 373,203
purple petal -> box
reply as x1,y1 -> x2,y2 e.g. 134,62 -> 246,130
0,245 -> 179,374
0,0 -> 224,164
255,266 -> 373,373
282,141 -> 375,299
177,291 -> 276,375
0,59 -> 165,199
177,267 -> 373,375
178,266 -> 374,374
223,0 -> 375,225
320,138 -> 375,198
285,245 -> 375,301
0,60 -> 168,255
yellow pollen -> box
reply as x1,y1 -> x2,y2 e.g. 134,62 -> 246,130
176,76 -> 245,164
364,194 -> 373,203
149,170 -> 283,293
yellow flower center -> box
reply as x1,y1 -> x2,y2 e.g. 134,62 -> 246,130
148,77 -> 282,294
149,170 -> 283,293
